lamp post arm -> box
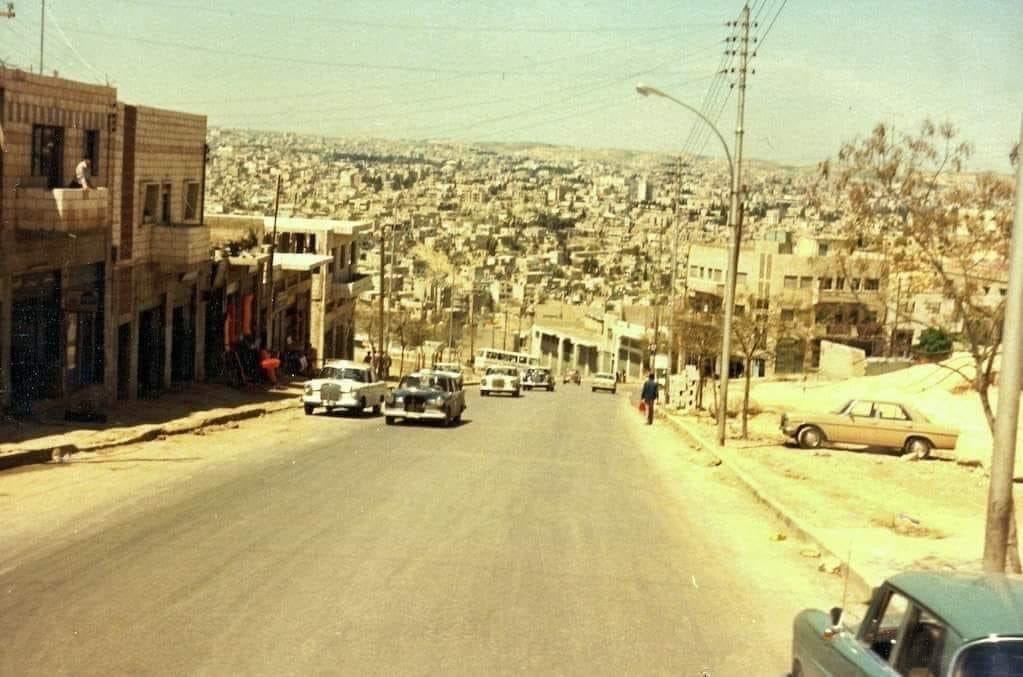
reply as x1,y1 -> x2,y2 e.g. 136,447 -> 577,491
636,85 -> 733,180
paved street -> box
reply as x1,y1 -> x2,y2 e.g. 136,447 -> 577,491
1,385 -> 847,676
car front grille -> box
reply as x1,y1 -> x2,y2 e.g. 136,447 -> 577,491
492,379 -> 505,388
404,396 -> 426,412
321,383 -> 342,402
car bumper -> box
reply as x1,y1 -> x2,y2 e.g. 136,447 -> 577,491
303,393 -> 363,409
481,384 -> 518,392
382,406 -> 447,420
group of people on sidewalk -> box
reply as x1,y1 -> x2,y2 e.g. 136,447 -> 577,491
231,335 -> 316,386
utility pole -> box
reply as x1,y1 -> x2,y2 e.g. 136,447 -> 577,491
983,115 -> 1023,572
446,269 -> 454,358
665,155 -> 684,405
468,286 -> 476,365
502,310 -> 509,351
716,3 -> 750,446
266,175 -> 282,352
378,223 -> 386,361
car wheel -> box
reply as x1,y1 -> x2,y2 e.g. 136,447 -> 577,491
791,660 -> 803,677
797,425 -> 824,449
513,389 -> 520,398
372,400 -> 382,415
480,390 -> 488,397
591,387 -> 596,392
385,416 -> 395,425
612,387 -> 617,394
359,397 -> 367,414
304,404 -> 315,416
906,437 -> 933,459
325,406 -> 335,415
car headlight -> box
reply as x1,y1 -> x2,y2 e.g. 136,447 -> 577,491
392,395 -> 403,404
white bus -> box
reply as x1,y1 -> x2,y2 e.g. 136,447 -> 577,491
473,348 -> 539,373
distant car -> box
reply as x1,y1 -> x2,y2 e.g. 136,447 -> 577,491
787,571 -> 1023,677
382,371 -> 466,426
522,367 -> 555,392
480,366 -> 521,397
302,360 -> 389,416
431,362 -> 464,389
563,369 -> 581,385
590,372 -> 617,394
779,399 -> 959,459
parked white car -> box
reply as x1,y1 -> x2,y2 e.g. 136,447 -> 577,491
480,366 -> 521,397
303,360 -> 389,415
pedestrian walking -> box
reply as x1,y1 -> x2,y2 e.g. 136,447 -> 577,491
641,372 -> 659,425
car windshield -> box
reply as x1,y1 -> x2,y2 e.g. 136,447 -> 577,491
953,639 -> 1023,677
486,367 -> 516,376
399,375 -> 446,391
318,367 -> 368,383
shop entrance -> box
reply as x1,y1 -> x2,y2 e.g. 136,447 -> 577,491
10,271 -> 62,409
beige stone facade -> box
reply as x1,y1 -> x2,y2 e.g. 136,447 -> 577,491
0,68 -> 210,412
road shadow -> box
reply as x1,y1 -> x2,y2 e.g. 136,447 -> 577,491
0,382 -> 302,448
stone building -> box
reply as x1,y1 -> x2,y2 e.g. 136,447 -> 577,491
0,68 -> 210,412
0,70 -> 118,412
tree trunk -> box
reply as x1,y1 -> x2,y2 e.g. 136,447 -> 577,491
978,367 -> 1022,572
399,346 -> 406,375
1009,504 -> 1022,574
742,357 -> 753,439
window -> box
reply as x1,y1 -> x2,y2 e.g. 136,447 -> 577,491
350,242 -> 358,265
32,124 -> 64,188
142,184 -> 159,224
160,183 -> 172,224
865,278 -> 880,291
690,265 -> 700,278
781,308 -> 795,322
712,269 -> 723,282
836,277 -> 846,290
862,590 -> 909,660
736,272 -> 748,286
818,242 -> 830,256
783,275 -> 797,289
874,402 -> 909,421
820,277 -> 834,290
734,305 -> 745,315
83,129 -> 100,174
184,181 -> 201,222
895,608 -> 946,676
755,298 -> 770,310
799,276 -> 814,289
850,278 -> 861,291
848,401 -> 875,417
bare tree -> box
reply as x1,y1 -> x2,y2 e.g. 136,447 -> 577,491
674,306 -> 722,411
827,119 -> 1017,570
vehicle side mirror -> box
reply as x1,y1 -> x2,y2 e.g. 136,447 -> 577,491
829,606 -> 843,626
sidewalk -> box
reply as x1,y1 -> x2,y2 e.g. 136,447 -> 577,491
1,381 -> 304,471
654,404 -> 1003,594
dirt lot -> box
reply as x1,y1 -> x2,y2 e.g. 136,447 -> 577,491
673,406 -> 1013,583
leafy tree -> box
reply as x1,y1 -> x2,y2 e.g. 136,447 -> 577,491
915,327 -> 953,356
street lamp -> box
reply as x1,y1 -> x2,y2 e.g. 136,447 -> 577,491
636,83 -> 745,446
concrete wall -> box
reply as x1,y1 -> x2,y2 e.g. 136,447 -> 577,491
819,340 -> 866,380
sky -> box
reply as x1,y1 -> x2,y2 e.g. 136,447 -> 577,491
5,0 -> 1020,172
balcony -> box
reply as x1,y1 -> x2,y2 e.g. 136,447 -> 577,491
333,273 -> 374,299
152,223 -> 211,269
14,187 -> 110,234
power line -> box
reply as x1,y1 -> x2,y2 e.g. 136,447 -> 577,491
112,0 -> 716,35
754,0 -> 788,54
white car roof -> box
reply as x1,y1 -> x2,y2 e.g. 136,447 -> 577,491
322,360 -> 368,370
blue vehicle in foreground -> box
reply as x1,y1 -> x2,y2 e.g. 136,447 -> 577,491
788,571 -> 1023,676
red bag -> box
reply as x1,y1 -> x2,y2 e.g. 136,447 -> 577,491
638,400 -> 646,414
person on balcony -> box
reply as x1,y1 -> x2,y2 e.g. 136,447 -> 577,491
70,156 -> 93,189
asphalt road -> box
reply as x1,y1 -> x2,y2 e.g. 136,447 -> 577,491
0,384 -> 848,676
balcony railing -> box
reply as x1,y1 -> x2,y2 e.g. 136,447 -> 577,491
14,187 -> 110,233
152,223 -> 211,268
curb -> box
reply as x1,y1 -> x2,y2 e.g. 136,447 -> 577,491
0,398 -> 300,473
659,409 -> 875,596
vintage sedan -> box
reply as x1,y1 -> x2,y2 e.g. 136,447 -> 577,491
788,571 -> 1023,677
522,367 -> 555,392
480,366 -> 521,397
382,371 -> 465,426
780,399 -> 958,459
590,372 -> 617,394
302,360 -> 389,416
